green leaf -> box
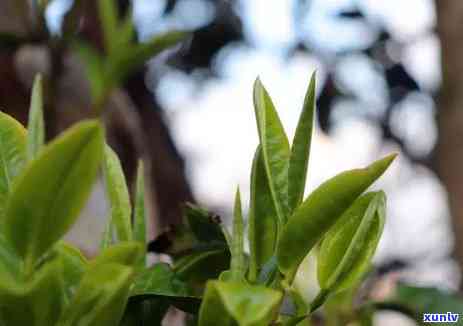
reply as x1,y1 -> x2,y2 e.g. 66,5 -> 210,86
134,160 -> 146,267
26,74 -> 45,162
121,298 -> 170,326
174,249 -> 230,284
185,203 -> 227,245
231,188 -> 245,281
92,241 -> 143,268
277,154 -> 396,281
253,78 -> 290,225
103,144 -> 132,242
288,73 -> 316,213
130,263 -> 201,314
0,234 -> 20,284
0,111 -> 26,217
317,191 -> 386,294
4,120 -> 104,271
100,218 -> 114,250
74,41 -> 106,105
0,258 -> 66,326
394,284 -> 463,318
50,241 -> 88,300
248,146 -> 278,282
98,0 -> 119,54
57,263 -> 134,326
108,30 -> 189,87
198,280 -> 283,326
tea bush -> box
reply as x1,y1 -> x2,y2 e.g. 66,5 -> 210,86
0,1 -> 409,325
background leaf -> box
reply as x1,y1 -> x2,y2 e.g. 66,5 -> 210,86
26,74 -> 45,162
4,120 -> 104,271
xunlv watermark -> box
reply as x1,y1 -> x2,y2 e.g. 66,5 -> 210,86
423,312 -> 460,323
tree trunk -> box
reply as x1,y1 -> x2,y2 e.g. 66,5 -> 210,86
435,0 -> 463,287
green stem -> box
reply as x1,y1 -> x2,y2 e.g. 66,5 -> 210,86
309,289 -> 330,313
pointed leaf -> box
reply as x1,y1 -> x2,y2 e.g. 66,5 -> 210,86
253,78 -> 290,224
57,263 -> 133,326
0,111 -> 26,216
134,160 -> 146,266
74,41 -> 106,105
103,144 -> 132,242
231,188 -> 245,281
288,73 -> 316,213
248,146 -> 278,282
318,192 -> 386,293
109,30 -> 189,86
98,0 -> 119,54
198,280 -> 282,326
4,121 -> 104,269
26,74 -> 45,162
277,154 -> 396,281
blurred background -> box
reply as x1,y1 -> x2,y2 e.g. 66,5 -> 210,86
1,0 -> 462,322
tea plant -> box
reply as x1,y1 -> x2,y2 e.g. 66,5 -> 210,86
0,0 -> 404,325
0,70 -> 398,326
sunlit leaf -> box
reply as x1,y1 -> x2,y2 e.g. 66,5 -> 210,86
288,72 -> 316,213
198,280 -> 282,326
26,74 -> 45,162
253,78 -> 290,224
0,111 -> 26,217
277,154 -> 396,281
103,144 -> 132,242
4,120 -> 104,270
57,263 -> 134,326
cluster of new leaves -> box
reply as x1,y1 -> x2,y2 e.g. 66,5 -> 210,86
148,73 -> 397,325
0,73 -> 396,326
0,75 -> 200,326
